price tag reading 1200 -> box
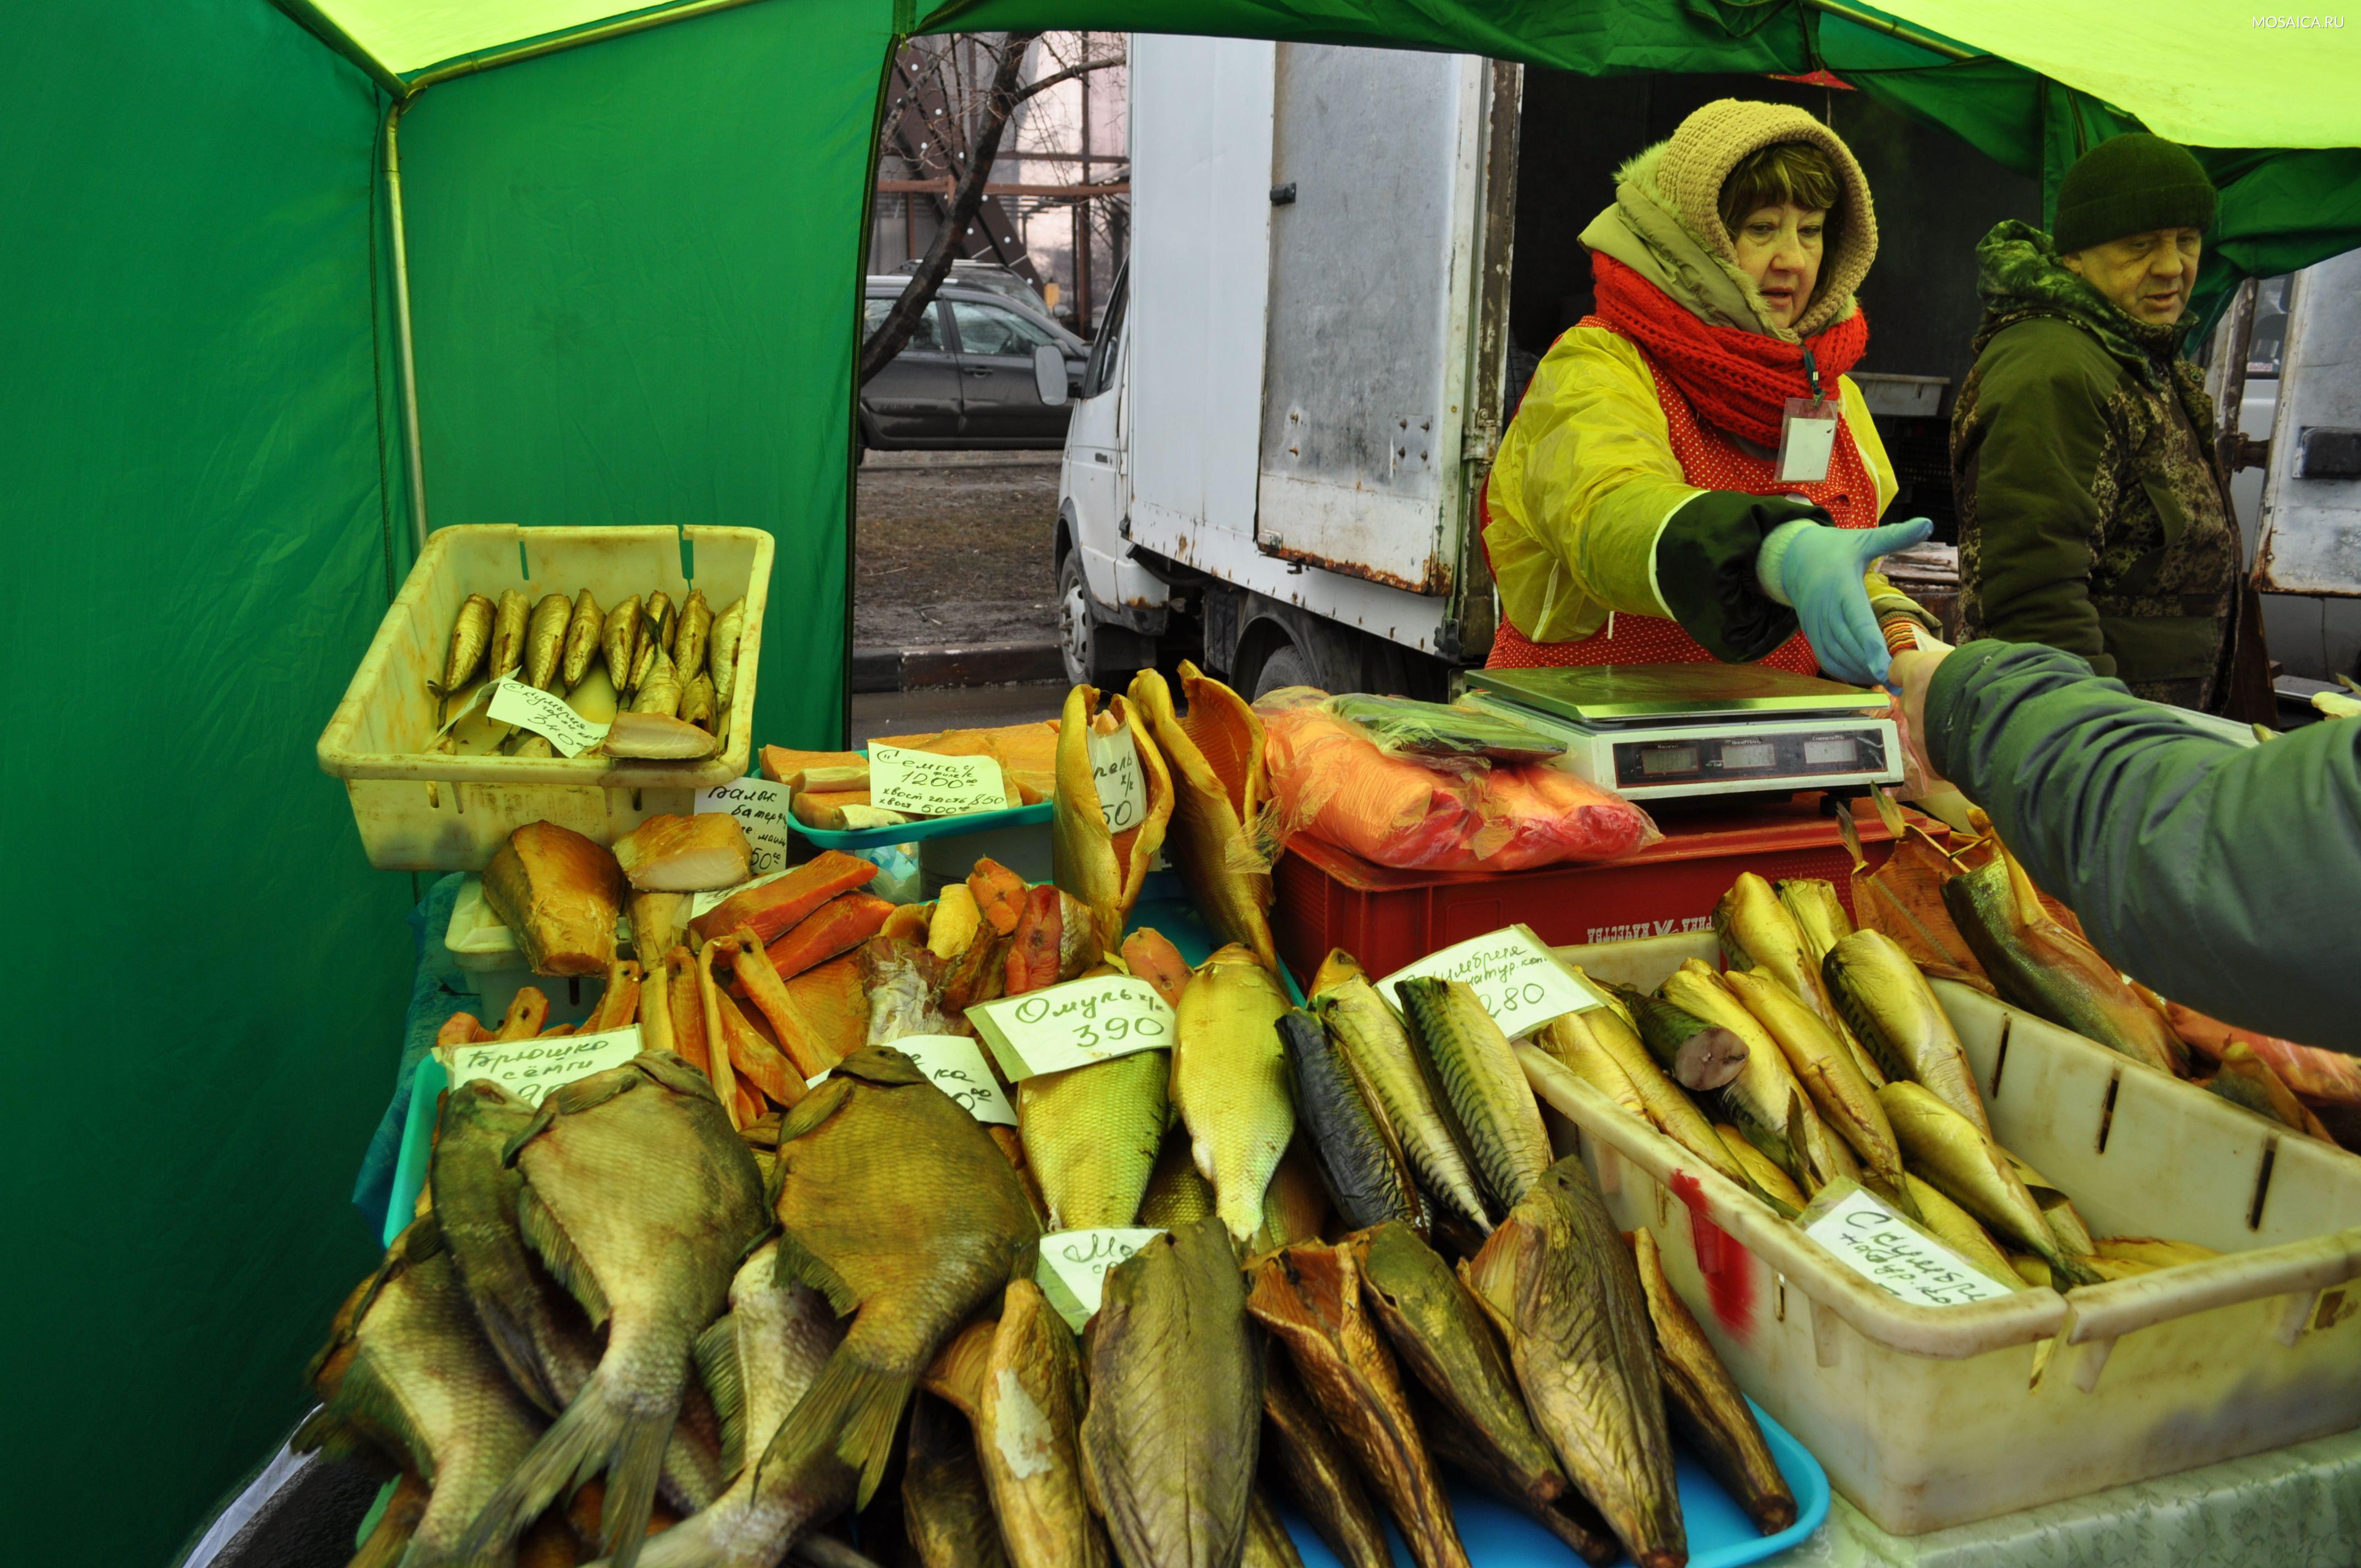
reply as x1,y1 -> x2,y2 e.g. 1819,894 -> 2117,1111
1375,924 -> 1608,1038
966,973 -> 1177,1082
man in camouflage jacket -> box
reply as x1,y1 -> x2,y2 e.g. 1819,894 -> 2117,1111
1951,135 -> 2244,710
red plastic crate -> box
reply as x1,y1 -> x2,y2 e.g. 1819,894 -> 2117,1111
1272,792 -> 1911,990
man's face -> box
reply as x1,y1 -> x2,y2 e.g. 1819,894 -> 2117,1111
2062,227 -> 2204,324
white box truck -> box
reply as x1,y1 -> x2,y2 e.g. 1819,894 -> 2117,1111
1055,36 -> 2361,698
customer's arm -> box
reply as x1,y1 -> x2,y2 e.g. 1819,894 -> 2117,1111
1912,639 -> 2361,1049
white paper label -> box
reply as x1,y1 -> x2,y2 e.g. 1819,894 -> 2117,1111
1087,728 -> 1149,832
1377,924 -> 1608,1038
486,677 -> 612,758
967,973 -> 1177,1081
688,866 -> 795,921
882,1034 -> 1016,1126
1035,1227 -> 1166,1332
1804,1187 -> 2014,1306
869,743 -> 1009,818
697,778 -> 795,876
450,1025 -> 644,1108
1776,396 -> 1840,483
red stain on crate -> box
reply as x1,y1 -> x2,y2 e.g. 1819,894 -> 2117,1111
1669,1170 -> 1754,1338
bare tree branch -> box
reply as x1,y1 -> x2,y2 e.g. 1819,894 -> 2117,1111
859,32 -> 1042,388
1009,52 -> 1124,108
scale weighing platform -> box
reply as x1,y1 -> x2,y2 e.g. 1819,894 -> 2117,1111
1460,663 -> 1902,801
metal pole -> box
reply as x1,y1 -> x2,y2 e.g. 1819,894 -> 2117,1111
385,99 -> 429,555
1076,34 -> 1093,333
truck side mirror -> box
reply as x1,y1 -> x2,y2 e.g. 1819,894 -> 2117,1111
1034,343 -> 1070,406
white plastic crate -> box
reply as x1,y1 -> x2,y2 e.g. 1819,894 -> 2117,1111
1521,959 -> 2361,1536
317,524 -> 771,870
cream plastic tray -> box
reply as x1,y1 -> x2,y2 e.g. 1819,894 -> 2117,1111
317,524 -> 771,871
1522,956 -> 2361,1536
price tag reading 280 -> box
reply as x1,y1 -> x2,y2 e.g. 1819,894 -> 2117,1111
966,973 -> 1177,1081
1375,924 -> 1608,1038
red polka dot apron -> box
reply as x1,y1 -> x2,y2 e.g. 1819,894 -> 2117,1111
1485,320 -> 1880,672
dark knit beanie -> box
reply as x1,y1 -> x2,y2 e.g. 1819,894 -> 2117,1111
2052,133 -> 2216,254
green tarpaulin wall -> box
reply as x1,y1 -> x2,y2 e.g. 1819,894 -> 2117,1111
1,3 -> 2352,1564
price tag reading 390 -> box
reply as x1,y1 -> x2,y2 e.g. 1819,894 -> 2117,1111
486,677 -> 612,758
1375,924 -> 1607,1038
967,973 -> 1177,1081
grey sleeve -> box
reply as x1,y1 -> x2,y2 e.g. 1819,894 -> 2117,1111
1924,639 -> 2361,1051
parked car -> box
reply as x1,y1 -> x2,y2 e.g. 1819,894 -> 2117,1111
894,258 -> 1065,330
860,277 -> 1087,450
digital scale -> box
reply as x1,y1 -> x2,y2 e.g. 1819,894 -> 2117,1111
1458,663 -> 1903,802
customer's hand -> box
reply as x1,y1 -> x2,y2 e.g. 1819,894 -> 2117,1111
1772,518 -> 1936,686
1887,636 -> 1956,788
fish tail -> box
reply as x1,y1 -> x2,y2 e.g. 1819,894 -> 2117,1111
459,1368 -> 641,1563
758,1347 -> 914,1511
599,1407 -> 674,1568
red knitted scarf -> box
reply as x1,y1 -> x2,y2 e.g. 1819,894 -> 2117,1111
1590,251 -> 1869,446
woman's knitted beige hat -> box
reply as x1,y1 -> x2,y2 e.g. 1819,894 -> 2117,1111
1655,99 -> 1878,337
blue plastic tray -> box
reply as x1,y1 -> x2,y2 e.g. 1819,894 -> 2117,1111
1281,1400 -> 1828,1566
782,744 -> 1053,852
790,798 -> 1051,852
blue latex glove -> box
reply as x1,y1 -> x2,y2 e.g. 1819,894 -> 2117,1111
1760,517 -> 1936,687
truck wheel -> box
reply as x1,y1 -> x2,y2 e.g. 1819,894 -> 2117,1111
1251,642 -> 1318,699
1058,551 -> 1151,687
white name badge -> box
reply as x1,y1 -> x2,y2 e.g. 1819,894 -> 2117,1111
869,744 -> 1009,818
450,1025 -> 644,1108
1803,1186 -> 2014,1307
967,973 -> 1177,1081
696,778 -> 795,876
487,677 -> 611,757
1035,1227 -> 1166,1332
1377,924 -> 1609,1038
1087,727 -> 1149,832
1776,395 -> 1840,483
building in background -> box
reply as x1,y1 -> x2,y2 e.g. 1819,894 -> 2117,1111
869,32 -> 1129,337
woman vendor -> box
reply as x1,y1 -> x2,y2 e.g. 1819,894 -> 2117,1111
1483,99 -> 1934,686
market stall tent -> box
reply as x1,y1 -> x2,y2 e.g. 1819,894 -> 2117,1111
5,4 -> 2354,1565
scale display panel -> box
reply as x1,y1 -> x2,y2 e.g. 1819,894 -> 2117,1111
1612,729 -> 1889,789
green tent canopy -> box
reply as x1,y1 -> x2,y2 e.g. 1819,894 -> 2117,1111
4,4 -> 2354,1564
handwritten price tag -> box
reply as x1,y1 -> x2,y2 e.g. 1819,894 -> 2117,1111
1035,1227 -> 1166,1332
697,778 -> 795,876
1803,1185 -> 2014,1306
967,973 -> 1177,1081
1087,727 -> 1148,831
1377,924 -> 1608,1038
449,1026 -> 644,1108
486,677 -> 611,758
883,1035 -> 1016,1126
688,867 -> 793,921
869,744 -> 1008,818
